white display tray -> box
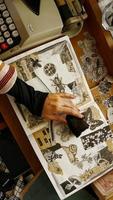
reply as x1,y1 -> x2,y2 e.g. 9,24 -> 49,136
6,36 -> 113,199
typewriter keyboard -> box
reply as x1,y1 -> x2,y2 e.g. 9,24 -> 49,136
0,0 -> 21,54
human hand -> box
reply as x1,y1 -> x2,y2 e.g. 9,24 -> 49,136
41,93 -> 83,123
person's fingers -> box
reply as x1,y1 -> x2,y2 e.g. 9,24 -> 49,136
42,93 -> 83,122
57,93 -> 78,109
59,93 -> 75,99
46,103 -> 81,117
62,101 -> 79,110
48,99 -> 76,112
45,93 -> 76,109
59,106 -> 83,118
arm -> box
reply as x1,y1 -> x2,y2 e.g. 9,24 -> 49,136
0,61 -> 83,122
8,77 -> 48,117
0,60 -> 48,116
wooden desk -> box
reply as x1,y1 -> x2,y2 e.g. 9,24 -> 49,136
0,0 -> 113,175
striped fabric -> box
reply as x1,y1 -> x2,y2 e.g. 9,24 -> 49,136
0,60 -> 17,94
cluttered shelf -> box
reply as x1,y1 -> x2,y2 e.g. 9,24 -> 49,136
83,0 -> 113,76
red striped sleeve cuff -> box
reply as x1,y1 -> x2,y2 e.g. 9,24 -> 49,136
0,62 -> 17,94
